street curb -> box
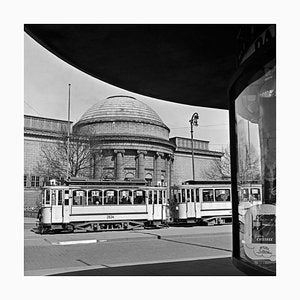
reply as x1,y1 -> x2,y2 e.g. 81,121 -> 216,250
51,235 -> 157,245
43,230 -> 231,245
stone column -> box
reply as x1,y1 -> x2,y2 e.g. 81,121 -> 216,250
166,154 -> 174,198
137,150 -> 147,180
114,150 -> 125,180
94,150 -> 102,179
154,152 -> 164,186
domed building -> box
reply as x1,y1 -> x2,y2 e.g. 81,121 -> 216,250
24,95 -> 224,209
73,95 -> 175,185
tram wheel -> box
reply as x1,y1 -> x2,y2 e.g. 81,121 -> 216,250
67,224 -> 74,233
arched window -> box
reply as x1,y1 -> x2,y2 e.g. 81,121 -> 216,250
145,173 -> 152,186
125,172 -> 134,181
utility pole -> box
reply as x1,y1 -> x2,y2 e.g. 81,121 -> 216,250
66,83 -> 71,180
189,112 -> 199,181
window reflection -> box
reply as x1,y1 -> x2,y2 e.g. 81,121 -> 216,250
235,65 -> 276,272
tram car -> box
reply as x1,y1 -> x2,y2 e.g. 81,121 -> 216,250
237,182 -> 263,231
37,179 -> 168,234
170,181 -> 262,226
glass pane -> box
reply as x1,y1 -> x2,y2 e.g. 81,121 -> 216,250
58,190 -> 62,205
181,189 -> 186,203
203,189 -> 213,202
215,189 -> 230,202
235,65 -> 276,273
104,190 -> 117,205
134,190 -> 146,204
119,190 -> 132,205
196,189 -> 200,202
148,191 -> 153,204
89,190 -> 102,205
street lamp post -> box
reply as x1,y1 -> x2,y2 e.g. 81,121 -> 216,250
189,112 -> 199,181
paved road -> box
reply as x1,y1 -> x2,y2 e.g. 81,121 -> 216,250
24,221 -> 243,276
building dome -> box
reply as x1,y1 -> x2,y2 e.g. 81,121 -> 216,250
76,95 -> 167,129
74,95 -> 170,141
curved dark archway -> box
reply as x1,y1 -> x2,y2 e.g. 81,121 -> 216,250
24,24 -> 270,110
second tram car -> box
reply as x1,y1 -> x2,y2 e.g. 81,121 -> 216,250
37,179 -> 168,234
170,181 -> 262,226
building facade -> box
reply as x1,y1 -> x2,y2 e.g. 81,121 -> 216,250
24,95 -> 224,209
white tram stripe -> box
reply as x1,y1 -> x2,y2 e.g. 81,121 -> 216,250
53,239 -> 107,245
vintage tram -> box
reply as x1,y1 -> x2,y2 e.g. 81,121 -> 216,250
37,179 -> 168,234
170,181 -> 262,226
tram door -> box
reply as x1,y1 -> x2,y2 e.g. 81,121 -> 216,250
147,190 -> 154,221
186,189 -> 196,219
50,189 -> 70,224
62,190 -> 70,223
194,188 -> 201,219
153,189 -> 163,220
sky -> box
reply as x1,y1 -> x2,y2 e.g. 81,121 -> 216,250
24,33 -> 229,152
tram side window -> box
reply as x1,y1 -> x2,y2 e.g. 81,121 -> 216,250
73,191 -> 86,205
250,188 -> 261,201
134,190 -> 146,204
104,191 -> 117,205
203,189 -> 214,202
120,190 -> 132,204
242,188 -> 249,201
215,189 -> 230,202
89,190 -> 102,205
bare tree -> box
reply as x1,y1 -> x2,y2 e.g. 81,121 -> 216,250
238,144 -> 261,183
204,145 -> 261,181
205,147 -> 231,180
35,133 -> 101,181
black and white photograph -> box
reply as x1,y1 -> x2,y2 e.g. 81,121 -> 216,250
2,1 -> 300,298
23,23 -> 276,276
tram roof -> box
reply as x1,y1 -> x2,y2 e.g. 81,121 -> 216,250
64,178 -> 148,187
24,24 -> 271,110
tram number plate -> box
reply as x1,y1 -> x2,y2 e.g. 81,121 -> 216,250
107,215 -> 114,219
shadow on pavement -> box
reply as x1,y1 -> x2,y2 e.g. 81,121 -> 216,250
51,257 -> 248,276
